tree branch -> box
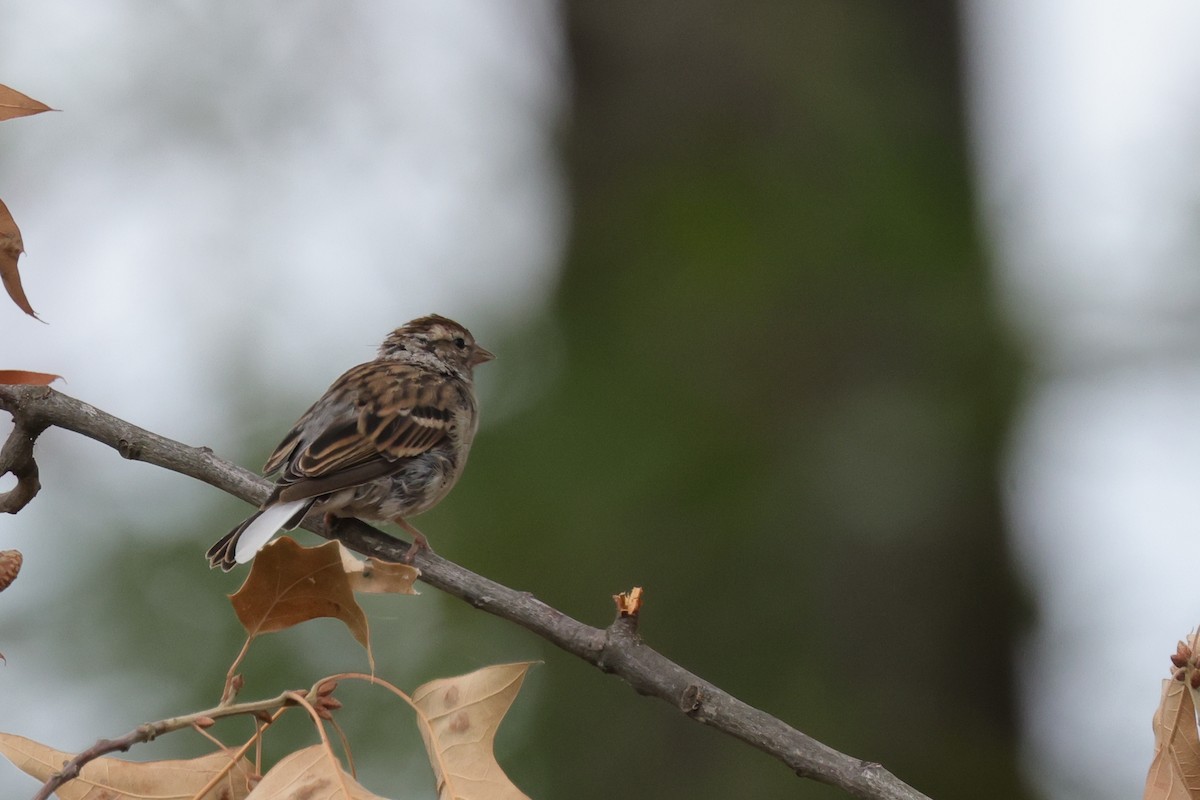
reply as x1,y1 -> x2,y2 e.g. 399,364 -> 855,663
30,685 -> 316,800
0,385 -> 929,800
0,411 -> 47,514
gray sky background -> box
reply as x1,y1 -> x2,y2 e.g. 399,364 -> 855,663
966,2 -> 1200,796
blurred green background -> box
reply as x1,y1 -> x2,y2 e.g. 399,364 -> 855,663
493,3 -> 1023,796
4,2 -> 1030,798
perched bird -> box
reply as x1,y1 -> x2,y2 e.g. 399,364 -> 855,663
207,314 -> 493,571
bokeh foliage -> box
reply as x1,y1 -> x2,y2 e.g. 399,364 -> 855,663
15,3 -> 1028,798
466,1 -> 1026,797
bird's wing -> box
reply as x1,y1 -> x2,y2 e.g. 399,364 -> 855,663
261,361 -> 466,502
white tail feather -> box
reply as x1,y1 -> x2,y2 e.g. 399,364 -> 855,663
234,499 -> 309,564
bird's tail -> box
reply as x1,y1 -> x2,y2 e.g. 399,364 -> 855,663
206,498 -> 312,571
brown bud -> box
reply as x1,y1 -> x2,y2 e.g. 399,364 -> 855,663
1190,670 -> 1200,690
316,679 -> 338,697
193,716 -> 216,729
1175,667 -> 1188,682
1172,652 -> 1189,668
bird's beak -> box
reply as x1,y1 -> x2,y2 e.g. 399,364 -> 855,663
471,345 -> 496,366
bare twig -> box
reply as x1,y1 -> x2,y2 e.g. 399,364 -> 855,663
0,385 -> 929,800
30,687 -> 308,800
0,410 -> 48,514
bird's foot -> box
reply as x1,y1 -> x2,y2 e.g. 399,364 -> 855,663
395,517 -> 431,564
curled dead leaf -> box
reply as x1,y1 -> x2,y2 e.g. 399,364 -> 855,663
0,199 -> 37,319
0,371 -> 59,386
0,733 -> 256,800
0,550 -> 22,592
0,85 -> 53,122
413,662 -> 535,800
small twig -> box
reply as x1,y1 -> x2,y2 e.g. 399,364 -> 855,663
1,385 -> 930,800
0,415 -> 48,514
222,637 -> 255,705
30,688 -> 309,800
190,706 -> 289,800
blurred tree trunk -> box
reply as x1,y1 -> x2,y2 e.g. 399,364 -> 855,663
473,2 -> 1029,797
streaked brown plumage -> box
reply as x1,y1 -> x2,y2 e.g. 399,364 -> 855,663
207,314 -> 493,571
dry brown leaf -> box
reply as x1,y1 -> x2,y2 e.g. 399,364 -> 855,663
1146,631 -> 1200,800
245,745 -> 386,799
413,662 -> 535,800
0,198 -> 37,319
231,537 -> 372,660
0,84 -> 52,122
0,733 -> 256,799
1145,678 -> 1200,799
0,370 -> 59,386
339,543 -> 420,594
0,549 -> 22,592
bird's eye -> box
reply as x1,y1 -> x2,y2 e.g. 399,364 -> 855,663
453,337 -> 467,349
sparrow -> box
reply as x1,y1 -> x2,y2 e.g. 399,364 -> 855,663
207,314 -> 493,570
